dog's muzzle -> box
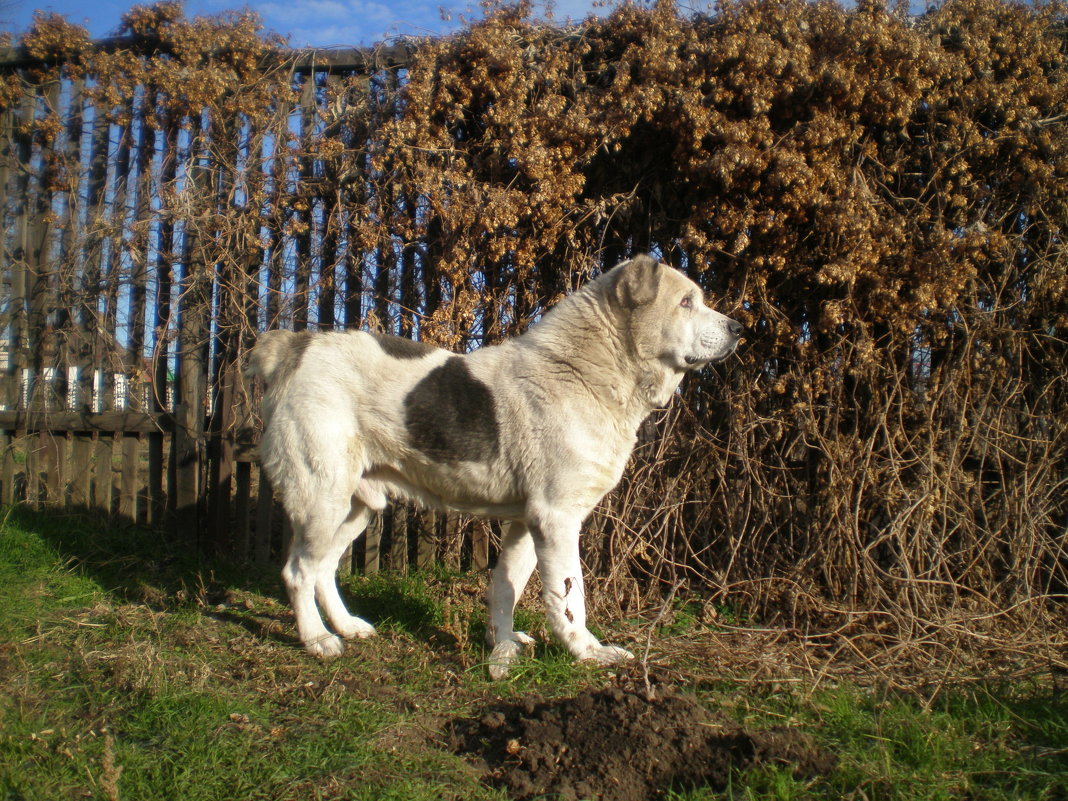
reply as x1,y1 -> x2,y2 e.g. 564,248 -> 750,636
689,321 -> 744,364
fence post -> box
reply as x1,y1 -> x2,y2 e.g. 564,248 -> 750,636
172,117 -> 210,544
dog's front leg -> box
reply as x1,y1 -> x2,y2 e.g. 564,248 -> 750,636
529,511 -> 633,667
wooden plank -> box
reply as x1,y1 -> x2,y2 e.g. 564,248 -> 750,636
56,77 -> 84,409
27,81 -> 60,419
150,110 -> 179,526
64,76 -> 107,517
24,431 -> 39,506
0,97 -> 11,279
20,432 -> 34,506
205,102 -> 243,554
0,432 -> 12,504
254,471 -> 273,566
146,430 -> 165,525
127,86 -> 154,396
390,504 -> 408,573
8,431 -> 26,503
40,431 -> 62,505
471,521 -> 490,572
82,74 -> 110,414
292,73 -> 317,332
93,433 -> 113,513
233,111 -> 264,564
0,97 -> 17,418
10,80 -> 34,419
233,461 -> 252,561
99,99 -> 135,423
171,117 -> 210,541
417,510 -> 437,569
318,73 -> 341,333
444,515 -> 462,570
118,433 -> 140,521
209,361 -> 237,553
69,433 -> 94,507
363,511 -> 381,574
120,89 -> 153,526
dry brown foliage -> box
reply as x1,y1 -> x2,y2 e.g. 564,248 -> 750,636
2,0 -> 1066,669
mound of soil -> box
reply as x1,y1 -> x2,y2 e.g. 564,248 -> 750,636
447,687 -> 835,801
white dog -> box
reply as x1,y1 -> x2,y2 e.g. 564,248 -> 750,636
246,255 -> 742,677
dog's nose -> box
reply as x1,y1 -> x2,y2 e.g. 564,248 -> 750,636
728,320 -> 744,339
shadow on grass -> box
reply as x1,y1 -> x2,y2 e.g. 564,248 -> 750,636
4,504 -> 284,603
4,504 -> 476,655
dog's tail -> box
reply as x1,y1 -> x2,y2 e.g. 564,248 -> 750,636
244,329 -> 308,387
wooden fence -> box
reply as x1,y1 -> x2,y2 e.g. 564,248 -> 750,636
6,4 -> 1065,627
0,38 -> 495,573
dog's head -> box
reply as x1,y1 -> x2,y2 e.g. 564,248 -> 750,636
611,254 -> 743,371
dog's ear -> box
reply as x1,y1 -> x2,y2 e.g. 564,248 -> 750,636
614,254 -> 662,309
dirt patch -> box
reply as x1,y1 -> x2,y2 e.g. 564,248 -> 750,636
447,687 -> 835,801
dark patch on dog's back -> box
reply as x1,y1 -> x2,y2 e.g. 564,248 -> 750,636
405,357 -> 499,463
371,332 -> 438,359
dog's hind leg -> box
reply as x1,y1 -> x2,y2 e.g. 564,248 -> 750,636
486,521 -> 537,679
314,501 -> 376,641
279,501 -> 354,657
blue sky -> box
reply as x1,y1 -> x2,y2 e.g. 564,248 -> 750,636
1,0 -> 612,48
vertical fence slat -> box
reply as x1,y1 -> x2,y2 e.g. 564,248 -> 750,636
172,115 -> 210,541
233,460 -> 251,560
119,433 -> 139,520
41,432 -> 62,505
389,505 -> 407,573
417,511 -> 437,570
471,522 -> 490,572
211,363 -> 236,550
255,470 -> 273,566
70,432 -> 92,507
148,111 -> 180,527
93,433 -> 112,513
11,78 -> 34,423
363,512 -> 381,574
24,432 -> 39,506
0,432 -> 12,503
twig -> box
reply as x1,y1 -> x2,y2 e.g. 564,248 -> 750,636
640,579 -> 683,701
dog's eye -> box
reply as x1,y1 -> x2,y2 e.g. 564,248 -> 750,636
680,296 -> 692,309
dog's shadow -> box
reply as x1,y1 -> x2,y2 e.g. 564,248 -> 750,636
9,505 -> 472,654
6,506 -> 293,652
337,572 -> 477,651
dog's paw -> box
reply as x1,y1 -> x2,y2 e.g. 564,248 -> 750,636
578,643 -> 634,666
335,616 -> 377,640
305,634 -> 346,659
487,632 -> 535,680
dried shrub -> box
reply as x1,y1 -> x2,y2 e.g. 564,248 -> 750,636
2,0 -> 1065,664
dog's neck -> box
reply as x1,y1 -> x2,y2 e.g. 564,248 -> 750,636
521,287 -> 686,426
638,364 -> 687,411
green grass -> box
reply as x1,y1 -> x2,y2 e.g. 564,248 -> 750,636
1,506 -> 1066,801
710,682 -> 1068,801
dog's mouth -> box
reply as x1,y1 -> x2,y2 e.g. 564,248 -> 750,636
685,340 -> 740,367
684,351 -> 729,367
686,327 -> 743,367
